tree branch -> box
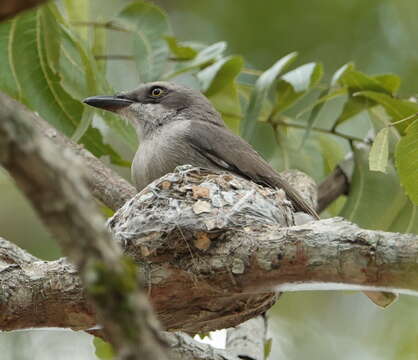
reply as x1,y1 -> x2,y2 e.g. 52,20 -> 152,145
0,92 -> 167,360
1,167 -> 418,334
226,315 -> 267,360
26,100 -> 136,211
317,166 -> 349,213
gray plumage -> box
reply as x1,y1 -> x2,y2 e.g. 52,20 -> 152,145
84,81 -> 319,219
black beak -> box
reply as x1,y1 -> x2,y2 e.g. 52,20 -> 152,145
83,95 -> 134,112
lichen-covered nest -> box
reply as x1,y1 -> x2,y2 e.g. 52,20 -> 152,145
109,165 -> 295,248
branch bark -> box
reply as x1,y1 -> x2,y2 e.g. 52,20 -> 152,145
2,198 -> 418,334
317,166 -> 349,213
0,92 -> 167,360
31,107 -> 136,211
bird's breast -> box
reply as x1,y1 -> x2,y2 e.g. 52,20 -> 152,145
131,121 -> 201,191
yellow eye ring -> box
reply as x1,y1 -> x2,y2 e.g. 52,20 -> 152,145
151,87 -> 164,97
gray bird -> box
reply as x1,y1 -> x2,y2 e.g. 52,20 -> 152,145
83,82 -> 319,219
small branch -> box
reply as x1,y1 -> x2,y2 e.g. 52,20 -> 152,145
226,316 -> 267,360
317,166 -> 349,213
95,55 -> 135,61
28,102 -> 136,211
70,20 -> 130,33
163,332 -> 236,360
275,120 -> 365,143
0,92 -> 167,360
242,68 -> 263,76
2,167 -> 418,335
0,0 -> 48,21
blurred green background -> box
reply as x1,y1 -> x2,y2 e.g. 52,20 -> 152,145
1,0 -> 418,359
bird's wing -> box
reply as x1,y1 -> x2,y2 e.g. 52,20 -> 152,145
185,121 -> 319,219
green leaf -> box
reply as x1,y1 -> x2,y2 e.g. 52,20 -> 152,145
0,18 -> 22,100
198,56 -> 244,133
331,62 -> 353,87
264,338 -> 273,360
93,337 -> 115,360
275,62 -> 323,113
374,74 -> 401,94
241,52 -> 298,141
369,106 -> 401,156
72,108 -> 93,142
335,96 -> 374,127
389,201 -> 418,234
63,0 -> 89,40
340,146 -> 408,230
81,126 -> 130,166
318,134 -> 347,216
369,127 -> 389,173
59,24 -> 137,150
396,120 -> 418,205
209,82 -> 242,133
296,87 -> 347,118
197,55 -> 244,95
118,1 -> 170,82
355,91 -> 418,133
164,35 -> 197,60
318,134 -> 346,174
0,7 -> 128,164
41,4 -> 61,74
338,67 -> 392,95
332,67 -> 400,128
300,87 -> 329,146
92,16 -> 107,74
49,5 -> 137,151
165,41 -> 227,79
271,127 -> 327,183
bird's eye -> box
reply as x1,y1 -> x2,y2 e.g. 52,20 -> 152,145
150,87 -> 164,97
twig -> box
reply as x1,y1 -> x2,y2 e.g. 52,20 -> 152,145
317,166 -> 349,213
242,68 -> 263,76
29,103 -> 137,211
95,54 -> 135,61
274,119 -> 366,143
70,20 -> 130,32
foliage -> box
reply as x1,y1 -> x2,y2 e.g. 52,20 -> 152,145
93,337 -> 115,359
0,0 -> 416,234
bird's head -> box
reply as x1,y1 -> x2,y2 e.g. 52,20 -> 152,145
83,82 -> 223,141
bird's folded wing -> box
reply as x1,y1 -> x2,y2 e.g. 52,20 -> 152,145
186,121 -> 319,219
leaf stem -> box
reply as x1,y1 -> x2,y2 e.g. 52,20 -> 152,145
95,55 -> 135,61
242,68 -> 263,76
274,120 -> 365,143
389,112 -> 418,126
70,21 -> 130,33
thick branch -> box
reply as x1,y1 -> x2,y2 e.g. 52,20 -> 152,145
1,206 -> 417,334
31,106 -> 136,211
226,316 -> 267,360
317,166 -> 349,213
0,92 -> 167,360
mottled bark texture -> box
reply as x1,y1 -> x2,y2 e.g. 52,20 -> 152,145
317,165 -> 349,213
2,164 -> 418,334
0,93 -> 167,360
31,105 -> 136,211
